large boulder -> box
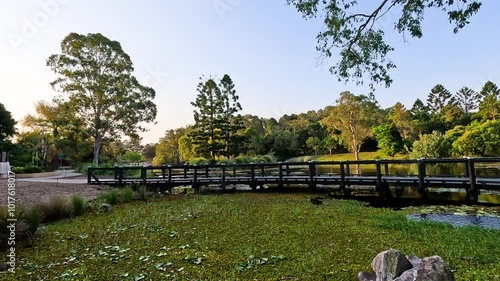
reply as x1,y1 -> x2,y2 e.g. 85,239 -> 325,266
358,271 -> 376,281
371,249 -> 413,281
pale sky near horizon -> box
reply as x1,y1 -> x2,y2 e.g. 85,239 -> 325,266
1,0 -> 499,144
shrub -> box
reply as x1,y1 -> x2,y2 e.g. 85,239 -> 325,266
70,195 -> 85,216
137,185 -> 147,201
11,166 -> 43,174
98,189 -> 121,205
76,162 -> 115,175
121,186 -> 134,203
34,196 -> 71,222
187,157 -> 210,165
22,206 -> 43,234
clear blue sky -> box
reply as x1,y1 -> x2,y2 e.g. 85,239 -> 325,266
1,0 -> 499,144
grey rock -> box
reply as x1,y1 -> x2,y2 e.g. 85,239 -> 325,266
0,262 -> 8,271
101,203 -> 112,212
371,249 -> 413,281
358,271 -> 377,281
406,255 -> 422,268
393,268 -> 417,281
414,256 -> 455,281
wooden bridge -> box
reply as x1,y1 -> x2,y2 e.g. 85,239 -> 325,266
88,157 -> 500,204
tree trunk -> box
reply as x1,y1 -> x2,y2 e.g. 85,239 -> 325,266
93,137 -> 101,166
354,150 -> 359,161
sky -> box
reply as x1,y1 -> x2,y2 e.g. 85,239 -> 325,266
1,0 -> 499,144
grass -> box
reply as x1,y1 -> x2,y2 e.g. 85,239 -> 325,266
3,193 -> 500,280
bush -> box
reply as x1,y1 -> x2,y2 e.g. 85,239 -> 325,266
11,166 -> 43,174
98,189 -> 121,205
21,206 -> 43,234
137,185 -> 147,201
187,157 -> 210,165
76,162 -> 115,175
70,195 -> 85,216
121,186 -> 134,203
34,196 -> 71,222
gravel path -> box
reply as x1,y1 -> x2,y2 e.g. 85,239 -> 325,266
0,178 -> 102,207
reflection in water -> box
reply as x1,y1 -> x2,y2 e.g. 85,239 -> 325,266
407,213 -> 500,229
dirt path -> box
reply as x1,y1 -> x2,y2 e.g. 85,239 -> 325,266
0,179 -> 102,207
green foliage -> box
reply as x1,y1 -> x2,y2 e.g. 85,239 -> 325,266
190,75 -> 245,159
137,185 -> 147,201
453,120 -> 500,156
427,84 -> 454,114
286,0 -> 481,90
98,189 -> 121,205
187,157 -> 210,165
70,195 -> 85,216
123,151 -> 142,162
0,102 -> 16,141
153,128 -> 187,165
321,92 -> 381,160
76,162 -> 115,175
3,194 -> 499,280
455,86 -> 479,114
372,124 -> 404,157
33,196 -> 71,223
121,186 -> 134,203
409,131 -> 450,159
47,32 -> 157,165
11,166 -> 43,174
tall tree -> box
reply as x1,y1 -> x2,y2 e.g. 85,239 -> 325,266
287,0 -> 481,90
478,81 -> 500,99
0,103 -> 16,151
190,77 -> 224,159
426,84 -> 453,114
454,86 -> 479,114
47,32 -> 157,165
219,74 -> 245,158
388,102 -> 416,142
321,91 -> 380,160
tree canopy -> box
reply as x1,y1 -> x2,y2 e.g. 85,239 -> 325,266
47,32 -> 157,165
287,0 -> 482,90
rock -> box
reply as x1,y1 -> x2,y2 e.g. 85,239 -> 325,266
415,256 -> 454,281
406,255 -> 422,268
393,268 -> 417,281
371,249 -> 412,281
101,203 -> 112,212
0,262 -> 8,271
358,271 -> 377,281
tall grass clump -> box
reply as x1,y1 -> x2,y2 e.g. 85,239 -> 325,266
137,185 -> 147,201
97,189 -> 121,205
34,196 -> 71,222
70,195 -> 85,216
121,186 -> 134,203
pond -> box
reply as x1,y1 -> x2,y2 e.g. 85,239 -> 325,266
316,162 -> 500,177
407,213 -> 500,230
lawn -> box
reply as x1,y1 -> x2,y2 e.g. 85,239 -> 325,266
4,193 -> 500,280
287,151 -> 406,162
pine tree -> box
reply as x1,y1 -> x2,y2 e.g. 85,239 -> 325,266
426,84 -> 453,114
455,86 -> 479,114
219,74 -> 245,158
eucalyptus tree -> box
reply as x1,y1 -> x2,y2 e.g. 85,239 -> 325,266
47,32 -> 157,165
287,0 -> 481,90
321,91 -> 381,160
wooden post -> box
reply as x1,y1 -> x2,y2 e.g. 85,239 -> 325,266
384,160 -> 389,176
340,162 -> 346,196
250,163 -> 256,191
183,164 -> 188,178
87,166 -> 92,184
118,166 -> 123,186
161,163 -> 166,179
345,161 -> 350,176
221,164 -> 226,190
193,164 -> 199,192
463,156 -> 470,178
205,166 -> 209,177
167,165 -> 172,185
233,164 -> 236,177
309,160 -> 316,190
376,160 -> 383,196
278,162 -> 283,188
417,158 -> 427,200
260,162 -> 265,176
141,166 -> 147,186
114,165 -> 119,180
285,162 -> 290,176
467,157 -> 478,204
